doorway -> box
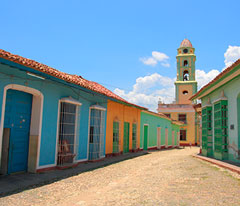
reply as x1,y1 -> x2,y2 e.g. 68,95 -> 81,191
143,125 -> 148,150
4,89 -> 33,174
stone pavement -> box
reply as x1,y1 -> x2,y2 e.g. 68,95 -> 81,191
0,151 -> 148,197
1,147 -> 240,206
193,154 -> 240,174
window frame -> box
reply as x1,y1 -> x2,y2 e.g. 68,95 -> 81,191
178,114 -> 187,124
113,121 -> 120,153
180,129 -> 187,141
57,98 -> 82,165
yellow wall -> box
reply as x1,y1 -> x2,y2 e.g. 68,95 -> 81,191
168,111 -> 196,145
105,100 -> 141,154
178,84 -> 193,104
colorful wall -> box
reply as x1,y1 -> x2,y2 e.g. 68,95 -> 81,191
201,73 -> 240,163
168,111 -> 196,146
105,100 -> 142,155
0,59 -> 107,173
140,111 -> 180,150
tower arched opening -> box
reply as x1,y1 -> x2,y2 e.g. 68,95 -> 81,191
183,60 -> 188,67
183,70 -> 189,81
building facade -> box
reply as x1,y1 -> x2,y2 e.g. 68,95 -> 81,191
105,100 -> 144,156
191,58 -> 240,163
158,39 -> 200,146
140,111 -> 182,150
0,49 -> 143,174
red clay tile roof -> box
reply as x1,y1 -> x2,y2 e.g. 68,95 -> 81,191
180,39 -> 192,48
191,58 -> 240,100
0,49 -> 147,110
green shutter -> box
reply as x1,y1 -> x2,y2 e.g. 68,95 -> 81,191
123,122 -> 130,153
214,100 -> 228,160
202,106 -> 213,157
132,123 -> 137,150
202,107 -> 207,155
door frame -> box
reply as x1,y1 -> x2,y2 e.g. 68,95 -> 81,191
0,84 -> 43,172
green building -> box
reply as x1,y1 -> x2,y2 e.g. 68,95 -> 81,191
140,111 -> 182,150
191,58 -> 240,163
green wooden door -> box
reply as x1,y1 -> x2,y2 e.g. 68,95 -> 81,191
123,122 -> 129,153
143,125 -> 148,150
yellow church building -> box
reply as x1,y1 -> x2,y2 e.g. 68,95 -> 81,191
158,39 -> 200,146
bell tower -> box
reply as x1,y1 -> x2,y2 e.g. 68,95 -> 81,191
175,39 -> 197,104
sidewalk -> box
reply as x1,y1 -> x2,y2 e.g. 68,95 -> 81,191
0,151 -> 148,197
193,154 -> 240,174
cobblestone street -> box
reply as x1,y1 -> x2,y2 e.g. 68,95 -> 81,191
1,148 -> 240,206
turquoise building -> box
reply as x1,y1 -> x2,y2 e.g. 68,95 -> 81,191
0,49 -> 123,174
140,111 -> 182,150
191,58 -> 240,163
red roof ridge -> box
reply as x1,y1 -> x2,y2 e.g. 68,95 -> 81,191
0,48 -> 147,110
191,58 -> 240,100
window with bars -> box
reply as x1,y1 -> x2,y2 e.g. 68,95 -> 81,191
178,114 -> 187,124
113,121 -> 120,153
180,130 -> 187,141
88,107 -> 106,160
57,102 -> 81,166
132,123 -> 137,150
214,100 -> 228,157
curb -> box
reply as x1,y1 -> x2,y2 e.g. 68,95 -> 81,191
192,154 -> 240,175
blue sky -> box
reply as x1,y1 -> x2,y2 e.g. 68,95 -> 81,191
1,1 -> 240,110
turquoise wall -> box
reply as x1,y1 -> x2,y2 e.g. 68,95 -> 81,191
140,111 -> 179,149
0,60 -> 107,168
201,73 -> 240,163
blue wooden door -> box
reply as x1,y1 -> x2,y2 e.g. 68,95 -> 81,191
4,89 -> 32,174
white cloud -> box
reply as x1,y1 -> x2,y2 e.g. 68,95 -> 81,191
224,46 -> 240,68
114,73 -> 175,111
196,69 -> 220,89
152,51 -> 169,61
140,51 -> 170,67
196,45 -> 240,88
139,57 -> 157,66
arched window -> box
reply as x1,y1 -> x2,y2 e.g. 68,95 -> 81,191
183,60 -> 188,67
183,70 -> 189,81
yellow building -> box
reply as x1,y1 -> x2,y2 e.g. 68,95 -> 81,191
158,39 -> 200,146
105,100 -> 145,156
